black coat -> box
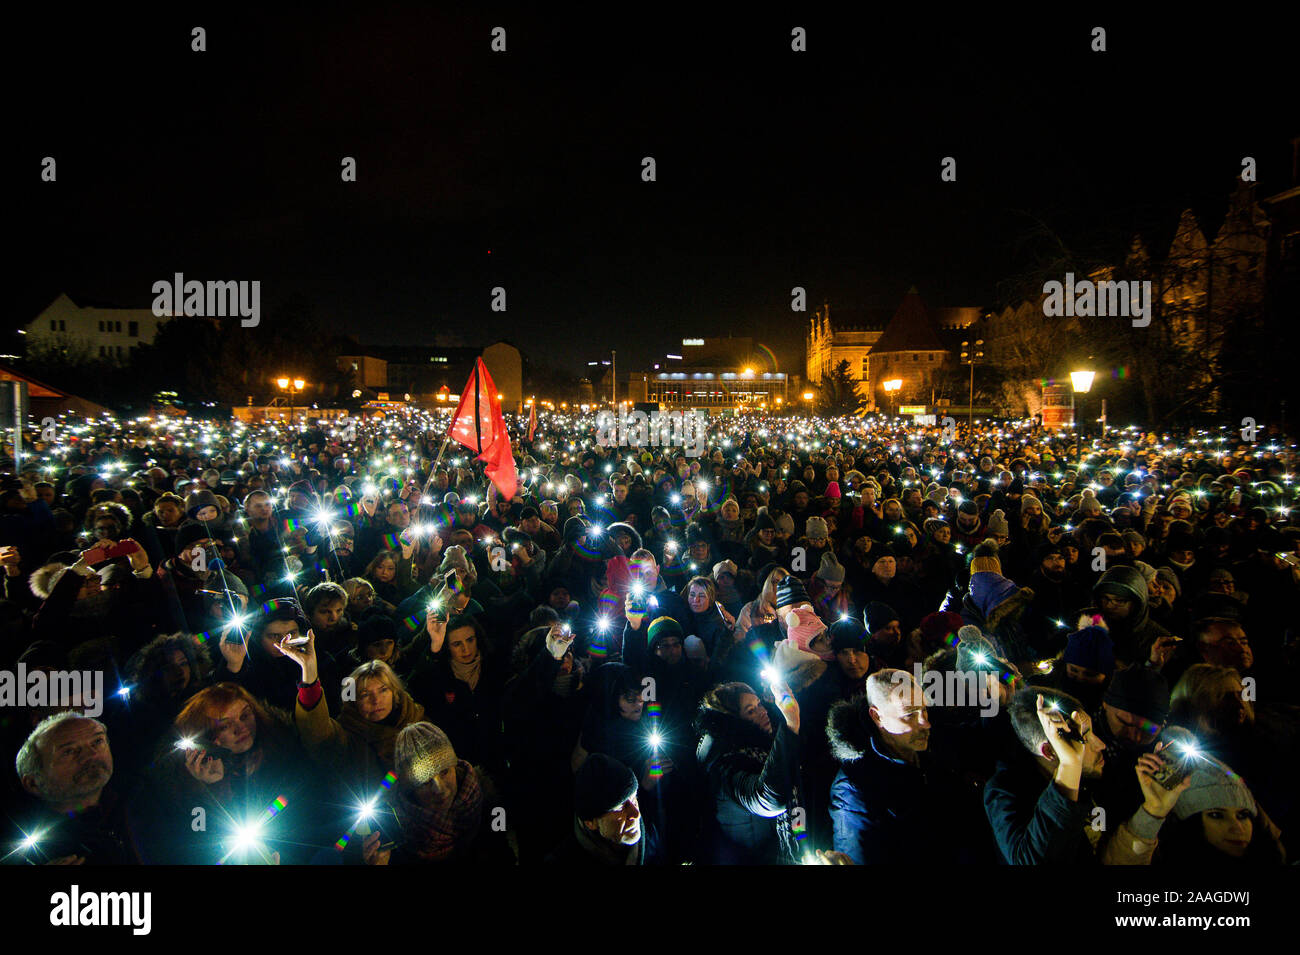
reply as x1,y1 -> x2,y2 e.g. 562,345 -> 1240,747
694,701 -> 800,865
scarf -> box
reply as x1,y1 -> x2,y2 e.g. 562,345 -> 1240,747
449,654 -> 482,691
394,760 -> 484,862
572,813 -> 643,865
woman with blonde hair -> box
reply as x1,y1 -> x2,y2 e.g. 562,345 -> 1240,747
278,627 -> 425,787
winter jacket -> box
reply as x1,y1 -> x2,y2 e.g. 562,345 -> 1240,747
695,701 -> 800,864
294,680 -> 425,789
984,751 -> 1164,865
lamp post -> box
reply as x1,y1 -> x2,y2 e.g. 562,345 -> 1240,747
276,377 -> 305,428
960,339 -> 984,429
1070,369 -> 1095,444
882,378 -> 903,418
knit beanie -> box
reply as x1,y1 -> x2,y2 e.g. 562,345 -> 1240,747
970,539 -> 1001,575
754,507 -> 777,532
986,509 -> 1009,537
774,512 -> 795,537
824,481 -> 842,500
864,601 -> 899,635
438,545 -> 470,577
918,611 -> 963,650
1063,625 -> 1116,675
775,575 -> 811,609
563,516 -> 589,543
176,521 -> 214,551
955,626 -> 1001,672
783,605 -> 829,654
805,516 -> 830,541
574,754 -> 639,821
1103,665 -> 1170,724
1156,566 -> 1182,600
815,552 -> 845,583
646,615 -> 684,652
828,616 -> 867,653
1172,757 -> 1257,821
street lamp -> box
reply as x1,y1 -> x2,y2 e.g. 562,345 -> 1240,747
276,377 -> 305,428
882,378 -> 903,418
960,339 -> 984,429
1070,369 -> 1094,442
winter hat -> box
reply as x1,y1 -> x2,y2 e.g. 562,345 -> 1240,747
563,516 -> 589,543
753,508 -> 777,532
805,516 -> 830,541
986,509 -> 1009,537
443,492 -> 461,506
864,601 -> 899,635
1133,560 -> 1158,591
356,613 -> 399,651
783,605 -> 830,655
1159,563 -> 1190,600
1172,757 -> 1257,821
918,611 -> 964,650
868,543 -> 896,568
815,552 -> 845,583
646,615 -> 685,652
1103,665 -> 1170,724
957,499 -> 979,517
970,539 -> 1001,575
828,616 -> 867,653
683,635 -> 708,663
574,754 -> 639,821
685,522 -> 708,546
175,521 -> 215,551
1063,625 -> 1116,675
955,627 -> 1001,672
712,559 -> 738,579
775,575 -> 811,609
825,482 -> 842,500
437,545 -> 471,578
1122,529 -> 1146,549
774,512 -> 795,537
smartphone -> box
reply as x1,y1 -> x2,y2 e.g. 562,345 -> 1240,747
282,635 -> 310,648
1277,552 -> 1300,569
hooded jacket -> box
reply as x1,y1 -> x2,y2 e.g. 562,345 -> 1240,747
694,700 -> 800,865
960,571 -> 1036,665
1080,565 -> 1170,667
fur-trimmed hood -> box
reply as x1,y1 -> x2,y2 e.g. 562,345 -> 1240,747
694,700 -> 778,765
826,697 -> 875,762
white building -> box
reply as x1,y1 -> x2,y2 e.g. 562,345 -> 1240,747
24,293 -> 171,365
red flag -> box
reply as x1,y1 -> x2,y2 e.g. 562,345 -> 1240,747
448,359 -> 518,501
527,401 -> 537,443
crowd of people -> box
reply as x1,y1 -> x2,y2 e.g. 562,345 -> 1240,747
2,409 -> 1298,866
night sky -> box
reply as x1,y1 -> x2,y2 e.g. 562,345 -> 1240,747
11,8 -> 1295,377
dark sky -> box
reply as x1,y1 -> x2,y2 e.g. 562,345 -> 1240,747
11,8 -> 1295,377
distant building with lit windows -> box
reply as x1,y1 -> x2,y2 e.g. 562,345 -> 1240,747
627,336 -> 787,411
24,293 -> 170,366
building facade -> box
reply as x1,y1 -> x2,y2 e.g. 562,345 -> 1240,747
24,294 -> 171,365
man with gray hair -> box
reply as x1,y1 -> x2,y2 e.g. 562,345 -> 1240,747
827,668 -> 982,863
11,711 -> 139,864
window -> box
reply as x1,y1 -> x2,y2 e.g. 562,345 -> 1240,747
50,320 -> 56,331
115,321 -> 122,333
128,321 -> 138,337
116,345 -> 123,356
97,320 -> 104,332
913,354 -> 919,362
99,346 -> 107,356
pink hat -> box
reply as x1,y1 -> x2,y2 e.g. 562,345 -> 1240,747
784,605 -> 828,654
825,481 -> 842,499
